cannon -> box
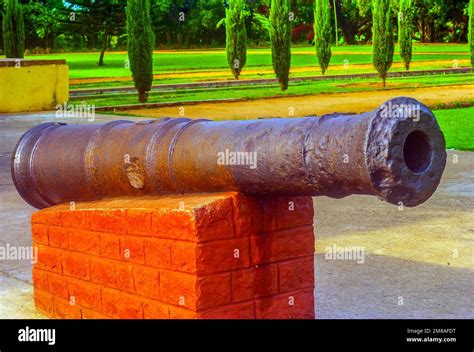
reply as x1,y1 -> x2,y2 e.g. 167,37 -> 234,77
12,97 -> 446,209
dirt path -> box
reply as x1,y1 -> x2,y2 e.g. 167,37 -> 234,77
70,59 -> 471,85
124,84 -> 474,119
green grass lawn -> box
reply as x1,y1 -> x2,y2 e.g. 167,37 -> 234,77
6,43 -> 469,85
71,73 -> 474,108
435,107 -> 474,151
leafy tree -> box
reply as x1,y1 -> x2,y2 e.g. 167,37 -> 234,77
372,0 -> 394,87
22,1 -> 63,52
269,0 -> 292,90
225,0 -> 247,79
314,0 -> 332,74
411,0 -> 469,43
151,0 -> 225,48
127,0 -> 155,103
66,0 -> 126,65
2,0 -> 24,58
469,0 -> 473,67
335,0 -> 373,44
399,0 -> 414,70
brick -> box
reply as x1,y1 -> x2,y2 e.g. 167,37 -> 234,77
198,302 -> 255,319
120,236 -> 145,264
232,264 -> 278,302
100,233 -> 121,259
160,270 -> 196,310
196,237 -> 250,274
133,266 -> 160,299
144,239 -> 171,269
32,211 -> 61,226
231,196 -> 277,233
61,210 -> 89,229
53,297 -> 82,319
32,194 -> 316,320
32,224 -> 48,245
102,288 -> 143,319
69,229 -> 100,255
257,197 -> 278,233
231,194 -> 262,236
90,258 -> 135,293
195,273 -> 232,310
36,245 -> 61,273
255,289 -> 314,319
170,241 -> 197,273
278,256 -> 314,292
274,197 -> 314,230
48,226 -> 69,249
126,210 -> 152,236
32,268 -> 49,291
90,210 -> 126,233
160,270 -> 231,311
151,209 -> 196,241
34,289 -> 54,315
48,273 -> 69,299
62,251 -> 90,280
169,306 -> 197,319
68,279 -> 102,311
250,225 -> 314,265
194,197 -> 235,241
142,299 -> 169,319
196,216 -> 234,242
81,308 -> 108,319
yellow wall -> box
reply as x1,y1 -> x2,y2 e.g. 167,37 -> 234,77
0,63 -> 68,113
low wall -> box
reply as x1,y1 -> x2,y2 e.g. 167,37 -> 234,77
31,193 -> 315,319
0,59 -> 68,113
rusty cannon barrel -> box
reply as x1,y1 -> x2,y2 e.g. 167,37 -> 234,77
12,97 -> 446,209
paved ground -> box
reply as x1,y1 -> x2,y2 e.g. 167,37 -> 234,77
0,112 -> 473,319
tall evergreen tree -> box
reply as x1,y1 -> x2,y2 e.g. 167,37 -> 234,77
2,0 -> 25,58
314,0 -> 332,75
372,0 -> 394,87
225,0 -> 247,79
469,0 -> 474,68
126,0 -> 155,103
269,0 -> 292,91
398,0 -> 414,70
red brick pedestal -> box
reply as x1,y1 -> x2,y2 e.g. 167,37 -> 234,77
31,192 -> 315,319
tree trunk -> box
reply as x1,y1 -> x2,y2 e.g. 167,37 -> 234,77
421,20 -> 426,43
138,89 -> 147,103
335,0 -> 356,44
98,31 -> 108,66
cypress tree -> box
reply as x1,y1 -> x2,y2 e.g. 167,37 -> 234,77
469,0 -> 474,68
269,0 -> 292,91
126,0 -> 154,103
226,0 -> 247,79
398,0 -> 413,71
313,0 -> 332,75
2,0 -> 25,58
372,0 -> 394,87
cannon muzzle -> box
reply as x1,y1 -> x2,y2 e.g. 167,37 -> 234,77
12,97 -> 446,209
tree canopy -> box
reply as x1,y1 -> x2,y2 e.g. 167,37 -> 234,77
0,0 -> 471,54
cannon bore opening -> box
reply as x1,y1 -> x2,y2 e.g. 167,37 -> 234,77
403,130 -> 432,173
